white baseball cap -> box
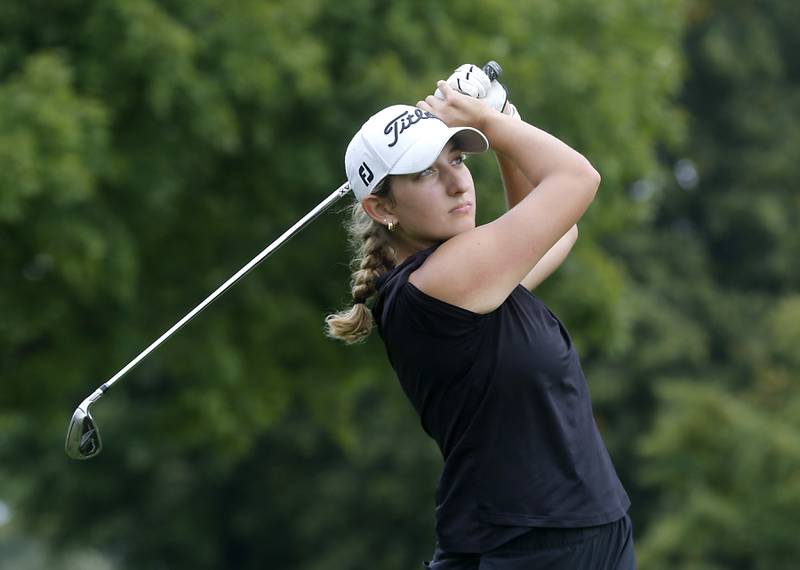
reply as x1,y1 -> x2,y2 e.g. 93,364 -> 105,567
345,104 -> 489,201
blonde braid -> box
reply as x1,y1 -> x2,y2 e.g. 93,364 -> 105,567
325,182 -> 396,344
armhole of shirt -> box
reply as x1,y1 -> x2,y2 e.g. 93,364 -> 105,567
404,281 -> 489,325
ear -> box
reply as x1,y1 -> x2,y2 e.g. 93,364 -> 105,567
361,194 -> 396,225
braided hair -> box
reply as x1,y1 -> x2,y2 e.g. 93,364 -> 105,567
325,178 -> 396,344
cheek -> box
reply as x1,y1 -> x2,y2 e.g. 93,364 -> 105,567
397,196 -> 446,236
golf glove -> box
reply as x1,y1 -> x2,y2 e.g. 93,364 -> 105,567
435,63 -> 509,113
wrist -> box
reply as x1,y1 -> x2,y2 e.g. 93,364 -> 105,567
475,106 -> 503,136
477,110 -> 515,150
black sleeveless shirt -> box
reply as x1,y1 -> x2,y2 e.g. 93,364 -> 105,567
372,246 -> 629,554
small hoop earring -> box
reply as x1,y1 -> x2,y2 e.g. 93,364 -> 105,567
387,220 -> 395,232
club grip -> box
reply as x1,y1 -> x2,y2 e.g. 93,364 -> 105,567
482,61 -> 502,82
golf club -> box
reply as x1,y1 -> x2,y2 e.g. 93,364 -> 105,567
65,182 -> 350,459
66,60 -> 504,460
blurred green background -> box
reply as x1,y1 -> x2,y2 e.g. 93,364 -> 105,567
1,0 -> 799,568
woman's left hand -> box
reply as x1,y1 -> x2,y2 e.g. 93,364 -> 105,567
435,64 -> 509,113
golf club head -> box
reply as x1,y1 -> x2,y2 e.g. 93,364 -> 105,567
65,404 -> 102,459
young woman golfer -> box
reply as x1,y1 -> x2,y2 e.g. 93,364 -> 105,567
326,65 -> 635,569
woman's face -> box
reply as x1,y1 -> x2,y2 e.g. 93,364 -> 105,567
386,143 -> 476,250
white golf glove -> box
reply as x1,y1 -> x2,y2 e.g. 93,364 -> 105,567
434,63 -> 509,113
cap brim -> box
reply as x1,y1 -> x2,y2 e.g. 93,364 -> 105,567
389,127 -> 489,176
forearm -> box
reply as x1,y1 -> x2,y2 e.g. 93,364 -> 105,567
480,110 -> 599,188
497,152 -> 531,209
495,107 -> 582,285
495,104 -> 534,209
521,225 -> 578,290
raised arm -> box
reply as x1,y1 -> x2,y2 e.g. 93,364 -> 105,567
411,82 -> 599,313
496,104 -> 579,291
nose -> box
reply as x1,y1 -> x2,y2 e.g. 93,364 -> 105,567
443,165 -> 470,196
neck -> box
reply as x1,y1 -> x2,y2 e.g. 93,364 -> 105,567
390,234 -> 440,266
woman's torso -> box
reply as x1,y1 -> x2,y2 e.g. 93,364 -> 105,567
373,246 -> 629,554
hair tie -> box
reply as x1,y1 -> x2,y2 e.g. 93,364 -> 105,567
353,296 -> 368,305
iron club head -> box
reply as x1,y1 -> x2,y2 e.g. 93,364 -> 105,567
65,389 -> 106,459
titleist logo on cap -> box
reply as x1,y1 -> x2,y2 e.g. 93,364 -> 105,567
384,109 -> 439,148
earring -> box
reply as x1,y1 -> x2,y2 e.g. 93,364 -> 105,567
387,220 -> 395,232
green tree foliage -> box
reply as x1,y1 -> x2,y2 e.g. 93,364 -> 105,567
0,0 -> 703,568
595,0 -> 800,566
639,382 -> 800,569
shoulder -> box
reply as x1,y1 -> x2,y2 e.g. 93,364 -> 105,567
374,246 -> 488,337
373,246 -> 436,326
376,246 -> 437,297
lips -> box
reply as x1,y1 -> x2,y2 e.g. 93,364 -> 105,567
449,201 -> 473,214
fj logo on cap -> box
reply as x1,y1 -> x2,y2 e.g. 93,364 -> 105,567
359,162 -> 374,186
384,109 -> 438,148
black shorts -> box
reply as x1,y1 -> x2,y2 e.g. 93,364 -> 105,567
423,514 -> 636,570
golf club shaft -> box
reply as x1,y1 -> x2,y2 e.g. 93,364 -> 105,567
92,182 -> 350,397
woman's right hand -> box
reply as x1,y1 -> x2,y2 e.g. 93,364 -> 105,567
417,81 -> 500,133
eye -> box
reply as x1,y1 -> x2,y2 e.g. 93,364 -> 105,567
452,153 -> 467,166
416,166 -> 436,179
